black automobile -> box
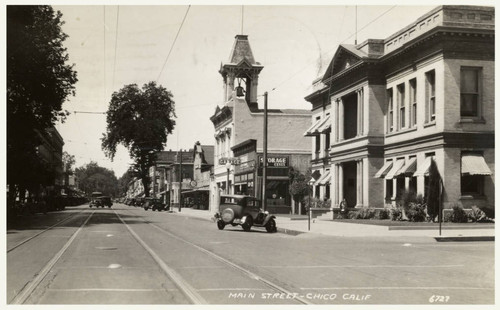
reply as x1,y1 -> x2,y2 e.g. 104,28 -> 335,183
214,195 -> 277,233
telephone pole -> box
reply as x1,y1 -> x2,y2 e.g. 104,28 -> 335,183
262,92 -> 268,211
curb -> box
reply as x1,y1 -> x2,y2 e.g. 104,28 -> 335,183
390,225 -> 495,231
434,236 -> 494,242
276,227 -> 306,236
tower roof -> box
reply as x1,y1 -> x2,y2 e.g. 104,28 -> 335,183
226,34 -> 259,65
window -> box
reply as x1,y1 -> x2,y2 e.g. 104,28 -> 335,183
461,175 -> 483,196
315,135 -> 321,153
460,67 -> 481,118
425,70 -> 436,123
409,79 -> 417,127
387,88 -> 394,132
325,131 -> 330,151
461,151 -> 488,196
398,84 -> 406,129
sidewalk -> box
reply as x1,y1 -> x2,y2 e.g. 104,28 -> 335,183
170,208 -> 495,241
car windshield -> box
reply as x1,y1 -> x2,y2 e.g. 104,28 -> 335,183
220,197 -> 242,205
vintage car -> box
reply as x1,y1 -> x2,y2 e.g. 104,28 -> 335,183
214,195 -> 277,233
89,192 -> 112,208
142,197 -> 166,211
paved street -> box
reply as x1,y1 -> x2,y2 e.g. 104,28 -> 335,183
7,204 -> 494,305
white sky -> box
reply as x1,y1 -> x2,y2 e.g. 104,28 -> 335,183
6,1 -> 489,178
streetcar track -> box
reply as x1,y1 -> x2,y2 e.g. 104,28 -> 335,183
114,210 -> 207,304
7,210 -> 86,253
11,210 -> 95,304
118,207 -> 312,305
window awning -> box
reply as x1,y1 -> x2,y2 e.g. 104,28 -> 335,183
413,157 -> 433,177
385,159 -> 406,179
462,154 -> 492,175
316,115 -> 331,133
304,116 -> 329,136
317,171 -> 331,186
395,157 -> 417,177
303,118 -> 323,136
374,161 -> 393,178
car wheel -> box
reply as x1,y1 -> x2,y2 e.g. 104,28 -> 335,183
265,218 -> 277,233
217,220 -> 225,230
242,216 -> 253,232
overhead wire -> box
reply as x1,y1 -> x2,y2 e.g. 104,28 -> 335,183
112,6 -> 120,91
156,5 -> 191,83
257,5 -> 398,98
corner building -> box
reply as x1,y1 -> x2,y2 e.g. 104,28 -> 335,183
210,35 -> 311,214
305,5 -> 494,212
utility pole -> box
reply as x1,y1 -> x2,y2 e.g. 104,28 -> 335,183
262,92 -> 268,211
178,149 -> 182,212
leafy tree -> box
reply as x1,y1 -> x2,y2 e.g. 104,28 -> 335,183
7,6 -> 77,202
118,169 -> 135,197
289,167 -> 311,214
74,162 -> 119,197
62,151 -> 76,186
101,82 -> 176,197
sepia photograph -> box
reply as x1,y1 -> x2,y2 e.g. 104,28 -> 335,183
3,0 -> 496,308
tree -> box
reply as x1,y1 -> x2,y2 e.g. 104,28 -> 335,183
7,6 -> 77,203
62,151 -> 76,186
101,82 -> 176,197
118,169 -> 135,197
74,162 -> 119,197
289,167 -> 311,215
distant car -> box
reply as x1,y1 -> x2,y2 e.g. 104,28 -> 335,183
101,196 -> 113,208
214,195 -> 277,233
89,192 -> 103,208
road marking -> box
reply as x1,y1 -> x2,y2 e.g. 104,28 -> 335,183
7,211 -> 83,253
258,264 -> 464,268
95,246 -> 117,250
144,220 -> 312,305
11,211 -> 95,304
179,266 -> 225,269
114,210 -> 207,305
108,264 -> 122,269
300,286 -> 494,290
47,288 -> 176,292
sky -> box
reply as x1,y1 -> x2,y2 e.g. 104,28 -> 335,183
8,1 -> 483,178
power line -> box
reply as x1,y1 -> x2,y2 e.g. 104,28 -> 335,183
112,6 -> 120,91
156,5 -> 191,83
258,5 -> 398,97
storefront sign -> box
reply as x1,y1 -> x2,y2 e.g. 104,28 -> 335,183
259,156 -> 289,167
219,157 -> 241,165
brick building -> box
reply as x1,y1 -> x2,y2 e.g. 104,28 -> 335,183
210,34 -> 311,214
305,5 -> 494,213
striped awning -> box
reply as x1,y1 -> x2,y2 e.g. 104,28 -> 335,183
316,171 -> 331,186
304,116 -> 329,136
462,154 -> 492,175
374,161 -> 393,178
316,115 -> 331,133
385,159 -> 406,179
395,157 -> 417,177
413,157 -> 432,177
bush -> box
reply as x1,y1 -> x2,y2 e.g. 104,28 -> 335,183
390,206 -> 403,221
350,207 -> 376,219
377,208 -> 391,220
406,202 -> 427,222
451,204 -> 469,223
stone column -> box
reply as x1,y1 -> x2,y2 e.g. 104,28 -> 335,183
331,97 -> 338,143
338,163 -> 344,203
226,72 -> 235,102
339,98 -> 344,141
357,88 -> 364,136
356,159 -> 363,207
333,164 -> 339,205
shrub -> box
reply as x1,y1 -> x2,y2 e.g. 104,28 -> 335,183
351,207 -> 375,219
390,206 -> 403,221
406,202 -> 427,222
451,204 -> 469,223
377,208 -> 390,220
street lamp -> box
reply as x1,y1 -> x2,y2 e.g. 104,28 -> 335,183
225,162 -> 231,194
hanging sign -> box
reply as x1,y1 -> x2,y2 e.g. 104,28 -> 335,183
258,156 -> 289,167
219,157 -> 241,165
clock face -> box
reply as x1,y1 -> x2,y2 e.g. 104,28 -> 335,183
190,180 -> 197,187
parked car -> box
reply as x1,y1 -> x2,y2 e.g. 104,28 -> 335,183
142,197 -> 166,211
214,195 -> 277,233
